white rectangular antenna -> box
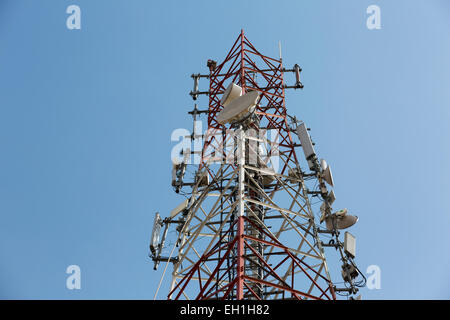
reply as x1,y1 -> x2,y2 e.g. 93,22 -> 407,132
170,199 -> 189,218
328,190 -> 336,205
278,41 -> 282,60
296,122 -> 316,160
150,212 -> 162,255
344,231 -> 356,258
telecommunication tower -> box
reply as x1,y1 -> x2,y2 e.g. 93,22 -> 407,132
150,30 -> 365,300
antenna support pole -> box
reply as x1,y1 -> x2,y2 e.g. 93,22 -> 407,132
236,127 -> 246,299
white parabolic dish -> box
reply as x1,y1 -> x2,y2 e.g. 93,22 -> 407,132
325,212 -> 358,230
217,90 -> 260,125
220,83 -> 242,106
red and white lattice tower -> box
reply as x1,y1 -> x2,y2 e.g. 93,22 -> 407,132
151,30 -> 361,300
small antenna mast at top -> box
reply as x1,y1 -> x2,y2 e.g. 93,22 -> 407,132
278,41 -> 282,61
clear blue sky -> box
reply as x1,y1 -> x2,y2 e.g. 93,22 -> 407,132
1,0 -> 449,299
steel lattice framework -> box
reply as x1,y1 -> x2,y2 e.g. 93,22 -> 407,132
158,30 -> 339,300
